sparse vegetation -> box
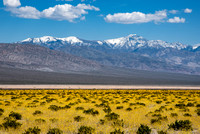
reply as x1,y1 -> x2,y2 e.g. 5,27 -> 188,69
168,120 -> 193,131
0,89 -> 199,133
136,124 -> 151,134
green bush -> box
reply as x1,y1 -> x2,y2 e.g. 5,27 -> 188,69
83,108 -> 99,116
183,113 -> 192,117
76,107 -> 84,110
116,106 -> 123,109
33,110 -> 43,115
74,116 -> 84,122
158,130 -> 167,134
126,107 -> 132,111
196,109 -> 200,116
168,120 -> 193,131
78,126 -> 95,134
136,124 -> 151,134
105,112 -> 120,121
47,128 -> 63,134
23,126 -> 41,134
186,103 -> 194,107
48,105 -> 61,111
9,111 -> 22,120
2,117 -> 22,129
170,113 -> 178,117
110,129 -> 124,134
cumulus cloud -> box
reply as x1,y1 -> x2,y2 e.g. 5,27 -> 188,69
42,4 -> 99,22
169,10 -> 179,14
184,8 -> 192,13
104,10 -> 167,24
167,17 -> 185,23
3,0 -> 21,7
7,6 -> 41,19
4,1 -> 99,22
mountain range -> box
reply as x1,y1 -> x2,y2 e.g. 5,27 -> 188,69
17,34 -> 200,75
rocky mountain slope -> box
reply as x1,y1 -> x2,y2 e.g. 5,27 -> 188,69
0,43 -> 101,73
18,34 -> 200,75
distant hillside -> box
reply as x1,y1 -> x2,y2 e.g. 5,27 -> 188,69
0,43 -> 101,73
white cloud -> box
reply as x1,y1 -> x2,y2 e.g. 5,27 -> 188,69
7,6 -> 41,19
4,2 -> 99,22
167,17 -> 185,23
184,8 -> 192,13
42,4 -> 99,22
104,10 -> 167,24
169,10 -> 178,14
3,0 -> 21,7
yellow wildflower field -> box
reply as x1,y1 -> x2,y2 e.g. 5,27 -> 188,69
0,89 -> 199,134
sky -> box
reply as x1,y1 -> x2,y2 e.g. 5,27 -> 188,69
0,0 -> 200,45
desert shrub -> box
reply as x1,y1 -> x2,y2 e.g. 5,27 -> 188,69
23,126 -> 41,134
76,107 -> 84,110
2,117 -> 22,129
105,112 -> 120,121
0,108 -> 4,113
158,130 -> 167,134
126,107 -> 132,111
152,114 -> 161,117
156,101 -> 162,104
110,129 -> 124,134
35,118 -> 46,123
33,110 -> 43,115
175,103 -> 186,109
116,106 -> 123,109
196,104 -> 200,107
103,107 -> 112,114
151,119 -> 161,124
112,119 -> 124,127
74,116 -> 84,122
196,109 -> 200,116
9,111 -> 22,120
83,108 -> 99,116
99,119 -> 105,125
183,113 -> 192,117
136,124 -> 151,134
48,105 -> 61,111
168,120 -> 193,131
47,128 -> 63,134
186,103 -> 194,107
171,113 -> 178,117
78,126 -> 95,134
64,105 -> 71,109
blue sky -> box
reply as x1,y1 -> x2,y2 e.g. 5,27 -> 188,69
0,0 -> 200,45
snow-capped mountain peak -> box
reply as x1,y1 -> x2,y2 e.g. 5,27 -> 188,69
19,34 -> 191,50
193,44 -> 200,49
58,36 -> 83,43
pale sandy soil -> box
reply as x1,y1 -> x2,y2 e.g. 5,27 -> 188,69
0,85 -> 200,89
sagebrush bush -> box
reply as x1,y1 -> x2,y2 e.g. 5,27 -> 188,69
33,110 -> 43,115
23,126 -> 41,134
74,116 -> 84,122
83,108 -> 99,116
105,112 -> 120,121
78,126 -> 95,134
136,124 -> 151,134
47,128 -> 63,134
9,111 -> 22,120
2,117 -> 22,129
168,120 -> 193,131
110,129 -> 124,134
